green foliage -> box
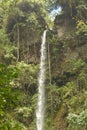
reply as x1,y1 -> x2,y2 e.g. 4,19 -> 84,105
0,87 -> 19,111
15,106 -> 33,118
0,64 -> 18,86
64,58 -> 85,74
47,84 -> 61,114
67,109 -> 87,130
76,20 -> 87,44
0,28 -> 10,44
3,45 -> 17,61
0,114 -> 27,130
76,20 -> 87,35
15,61 -> 38,89
0,28 -> 17,63
0,0 -> 87,130
0,63 -> 20,128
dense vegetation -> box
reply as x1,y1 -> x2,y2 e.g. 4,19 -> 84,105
0,0 -> 87,129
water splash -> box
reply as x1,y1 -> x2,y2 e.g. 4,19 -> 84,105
36,30 -> 47,130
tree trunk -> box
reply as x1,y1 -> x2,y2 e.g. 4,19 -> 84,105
48,42 -> 51,84
17,24 -> 20,62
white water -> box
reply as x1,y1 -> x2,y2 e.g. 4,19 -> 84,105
36,30 -> 47,130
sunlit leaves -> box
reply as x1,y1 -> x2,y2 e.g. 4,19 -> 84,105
67,109 -> 87,129
0,64 -> 19,86
15,61 -> 38,88
15,106 -> 33,118
76,20 -> 87,36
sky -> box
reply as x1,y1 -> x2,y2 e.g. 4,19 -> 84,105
50,6 -> 62,21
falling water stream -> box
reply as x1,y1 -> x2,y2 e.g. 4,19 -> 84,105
36,30 -> 47,130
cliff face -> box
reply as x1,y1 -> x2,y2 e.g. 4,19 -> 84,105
46,9 -> 87,129
50,13 -> 87,81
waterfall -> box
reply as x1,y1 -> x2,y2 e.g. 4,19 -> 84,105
36,30 -> 47,130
